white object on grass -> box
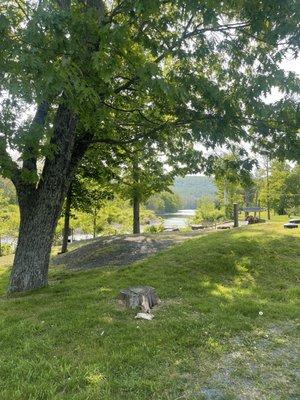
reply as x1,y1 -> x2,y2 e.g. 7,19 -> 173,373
135,313 -> 154,320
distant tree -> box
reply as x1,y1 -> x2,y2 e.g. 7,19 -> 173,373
145,194 -> 165,214
213,154 -> 254,218
146,191 -> 181,214
258,161 -> 300,216
193,196 -> 225,225
285,164 -> 300,215
60,147 -> 118,252
117,146 -> 176,234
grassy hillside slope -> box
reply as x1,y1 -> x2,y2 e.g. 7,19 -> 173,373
0,221 -> 299,399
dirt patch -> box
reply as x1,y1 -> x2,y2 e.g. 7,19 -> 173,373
193,321 -> 300,400
51,230 -> 212,270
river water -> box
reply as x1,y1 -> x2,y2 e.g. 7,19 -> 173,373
161,209 -> 196,229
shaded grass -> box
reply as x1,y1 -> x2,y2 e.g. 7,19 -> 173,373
0,221 -> 299,399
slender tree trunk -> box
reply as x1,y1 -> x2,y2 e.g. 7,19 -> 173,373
61,185 -> 72,253
8,105 -> 87,293
133,192 -> 140,234
132,156 -> 140,234
93,209 -> 97,239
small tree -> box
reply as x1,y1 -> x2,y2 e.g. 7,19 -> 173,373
193,196 -> 225,226
213,154 -> 254,218
257,160 -> 300,216
116,147 -> 176,234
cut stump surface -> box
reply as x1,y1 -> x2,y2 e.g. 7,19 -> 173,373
119,286 -> 159,312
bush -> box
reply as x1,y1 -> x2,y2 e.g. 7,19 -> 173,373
0,243 -> 14,256
193,197 -> 225,224
144,224 -> 165,234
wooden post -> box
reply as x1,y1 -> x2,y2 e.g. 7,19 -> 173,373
233,203 -> 239,228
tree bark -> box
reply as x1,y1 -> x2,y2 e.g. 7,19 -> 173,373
93,209 -> 97,238
132,156 -> 140,234
9,190 -> 60,292
61,185 -> 72,253
133,192 -> 140,234
8,105 -> 88,293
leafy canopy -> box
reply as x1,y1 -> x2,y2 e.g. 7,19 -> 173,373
0,0 -> 299,186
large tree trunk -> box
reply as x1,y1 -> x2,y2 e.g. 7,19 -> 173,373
61,185 -> 72,253
9,105 -> 87,293
9,189 -> 63,292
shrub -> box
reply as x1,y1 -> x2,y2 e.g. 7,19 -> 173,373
144,224 -> 165,234
0,243 -> 14,256
193,197 -> 225,224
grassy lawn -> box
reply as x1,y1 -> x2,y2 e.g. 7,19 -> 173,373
0,220 -> 299,399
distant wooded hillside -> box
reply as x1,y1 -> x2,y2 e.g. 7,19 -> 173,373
172,175 -> 216,209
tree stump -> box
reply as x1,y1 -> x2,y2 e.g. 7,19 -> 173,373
118,286 -> 158,313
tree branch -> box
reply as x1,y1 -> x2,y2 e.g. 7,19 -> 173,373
109,21 -> 251,96
0,138 -> 20,186
22,101 -> 49,173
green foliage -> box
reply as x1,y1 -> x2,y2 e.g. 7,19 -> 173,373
0,243 -> 13,256
56,197 -> 157,237
193,196 -> 225,224
0,189 -> 19,238
0,189 -> 19,256
146,191 -> 182,213
213,153 -> 254,218
143,224 -> 165,234
1,0 -> 299,185
257,161 -> 300,215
